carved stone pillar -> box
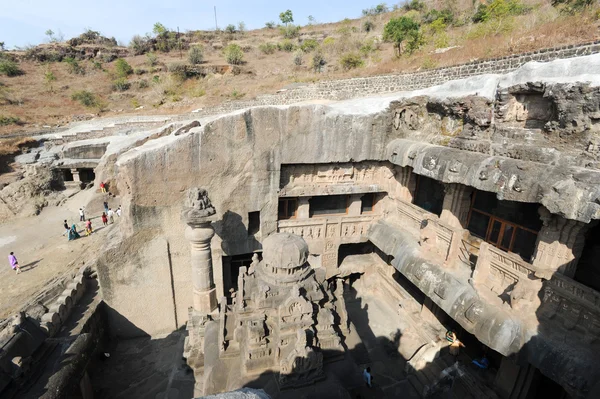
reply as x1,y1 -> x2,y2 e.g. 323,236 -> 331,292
182,188 -> 218,314
440,183 -> 473,229
393,166 -> 416,202
296,197 -> 311,219
347,194 -> 363,216
71,168 -> 80,182
532,209 -> 588,279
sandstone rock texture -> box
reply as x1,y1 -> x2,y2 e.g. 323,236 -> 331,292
92,54 -> 600,339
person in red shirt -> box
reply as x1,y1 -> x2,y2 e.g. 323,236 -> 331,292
101,212 -> 108,226
85,219 -> 93,236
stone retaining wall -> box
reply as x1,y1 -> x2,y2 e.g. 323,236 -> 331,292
176,41 -> 600,120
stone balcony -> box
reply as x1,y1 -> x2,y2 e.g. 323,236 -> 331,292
369,198 -> 600,398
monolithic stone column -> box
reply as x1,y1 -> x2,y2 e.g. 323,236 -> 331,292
182,188 -> 218,314
440,183 -> 473,229
532,209 -> 588,279
71,168 -> 81,182
296,197 -> 311,219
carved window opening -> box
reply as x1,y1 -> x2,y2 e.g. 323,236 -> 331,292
413,175 -> 444,216
78,168 -> 96,182
62,169 -> 74,182
360,193 -> 377,214
467,191 -> 541,261
248,211 -> 260,235
309,195 -> 348,218
278,198 -> 298,220
224,253 -> 257,292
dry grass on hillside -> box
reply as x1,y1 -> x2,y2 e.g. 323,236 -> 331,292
0,0 -> 599,136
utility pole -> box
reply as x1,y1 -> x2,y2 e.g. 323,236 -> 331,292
178,26 -> 182,59
214,6 -> 218,30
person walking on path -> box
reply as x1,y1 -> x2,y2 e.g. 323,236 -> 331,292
85,219 -> 93,236
101,212 -> 108,226
116,206 -> 122,217
62,220 -> 70,236
100,181 -> 106,193
363,367 -> 373,388
68,224 -> 81,241
103,201 -> 109,214
107,208 -> 115,224
79,208 -> 85,222
9,252 -> 21,274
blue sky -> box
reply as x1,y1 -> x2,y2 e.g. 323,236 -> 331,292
0,0 -> 383,49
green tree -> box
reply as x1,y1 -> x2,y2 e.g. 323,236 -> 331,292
279,10 -> 294,26
45,29 -> 55,43
225,24 -> 236,34
153,22 -> 168,36
308,15 -> 316,25
238,21 -> 246,34
383,16 -> 420,56
0,42 -> 5,51
265,21 -> 276,29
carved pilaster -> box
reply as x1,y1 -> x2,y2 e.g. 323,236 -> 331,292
532,209 -> 588,279
440,183 -> 473,229
393,166 -> 415,202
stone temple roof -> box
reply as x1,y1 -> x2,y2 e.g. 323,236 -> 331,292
262,232 -> 308,270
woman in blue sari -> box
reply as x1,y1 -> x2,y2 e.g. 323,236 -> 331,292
68,224 -> 81,241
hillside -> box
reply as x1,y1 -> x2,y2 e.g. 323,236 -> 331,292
0,0 -> 599,142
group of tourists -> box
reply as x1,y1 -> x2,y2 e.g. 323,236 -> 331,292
68,204 -> 122,241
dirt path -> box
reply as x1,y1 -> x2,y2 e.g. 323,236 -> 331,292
0,188 -> 120,318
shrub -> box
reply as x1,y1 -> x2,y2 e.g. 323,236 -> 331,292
312,52 -> 326,72
300,39 -> 319,53
383,16 -> 420,56
64,57 -> 85,75
552,0 -> 595,13
322,37 -> 335,47
293,50 -> 304,66
363,20 -> 375,32
146,52 -> 158,66
362,3 -> 389,16
225,24 -> 237,34
129,34 -> 153,55
339,52 -> 364,70
99,52 -> 118,63
134,68 -> 146,75
423,8 -> 455,24
429,18 -> 447,34
71,90 -> 98,107
138,79 -> 149,89
44,70 -> 56,91
230,88 -> 246,99
403,0 -> 425,11
114,58 -> 133,78
112,78 -> 131,91
0,60 -> 22,77
224,44 -> 244,65
259,42 -> 277,54
92,61 -> 103,70
265,21 -> 276,29
238,22 -> 246,34
188,45 -> 204,65
279,40 -> 296,52
0,115 -> 22,126
280,24 -> 301,39
473,0 -> 531,23
168,62 -> 189,80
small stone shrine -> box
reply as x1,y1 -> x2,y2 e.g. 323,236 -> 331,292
184,198 -> 345,395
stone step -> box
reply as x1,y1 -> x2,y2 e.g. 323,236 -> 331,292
407,374 -> 425,397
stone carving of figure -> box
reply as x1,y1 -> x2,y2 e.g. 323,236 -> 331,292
248,253 -> 259,275
181,187 -> 216,224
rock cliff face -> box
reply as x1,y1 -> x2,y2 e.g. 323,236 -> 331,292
92,54 -> 600,339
